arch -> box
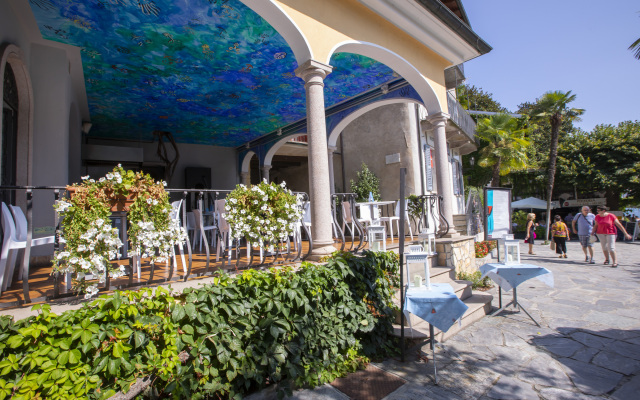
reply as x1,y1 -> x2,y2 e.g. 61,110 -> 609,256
327,98 -> 421,147
240,0 -> 313,64
327,41 -> 441,114
240,150 -> 257,173
0,43 -> 34,187
263,133 -> 308,166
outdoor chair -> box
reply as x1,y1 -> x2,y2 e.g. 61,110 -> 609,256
215,199 -> 235,263
378,200 -> 414,240
170,200 -> 187,274
0,203 -> 55,293
193,208 -> 217,253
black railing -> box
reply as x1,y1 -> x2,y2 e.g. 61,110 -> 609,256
0,186 -> 312,307
414,194 -> 450,238
331,193 -> 367,252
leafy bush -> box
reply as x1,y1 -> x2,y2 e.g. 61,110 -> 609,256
512,210 -> 529,232
474,240 -> 497,258
456,270 -> 493,290
350,163 -> 381,202
0,251 -> 399,399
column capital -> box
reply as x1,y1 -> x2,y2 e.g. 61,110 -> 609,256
261,164 -> 272,171
295,59 -> 333,84
327,145 -> 338,153
425,112 -> 450,127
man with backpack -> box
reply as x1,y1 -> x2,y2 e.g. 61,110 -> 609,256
572,206 -> 596,264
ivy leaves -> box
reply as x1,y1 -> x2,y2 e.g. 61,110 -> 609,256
0,252 -> 399,399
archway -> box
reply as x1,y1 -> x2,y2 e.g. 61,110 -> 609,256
240,150 -> 259,185
264,133 -> 309,193
0,43 -> 34,200
240,0 -> 313,64
327,41 -> 441,114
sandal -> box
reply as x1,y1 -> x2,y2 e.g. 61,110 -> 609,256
604,260 -> 609,265
612,264 -> 618,268
563,254 -> 568,258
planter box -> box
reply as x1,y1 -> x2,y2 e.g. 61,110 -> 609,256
475,253 -> 494,268
67,186 -> 136,212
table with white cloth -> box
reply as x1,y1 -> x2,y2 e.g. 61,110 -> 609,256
403,282 -> 468,383
479,263 -> 554,326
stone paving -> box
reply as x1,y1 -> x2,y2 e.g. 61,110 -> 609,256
288,240 -> 640,400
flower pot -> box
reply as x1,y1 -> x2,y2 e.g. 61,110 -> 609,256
66,186 -> 135,212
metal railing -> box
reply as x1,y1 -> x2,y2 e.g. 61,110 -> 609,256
413,194 -> 450,238
0,186 -> 312,307
331,193 -> 367,252
447,92 -> 476,141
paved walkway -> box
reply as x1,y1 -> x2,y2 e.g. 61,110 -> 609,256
289,240 -> 640,400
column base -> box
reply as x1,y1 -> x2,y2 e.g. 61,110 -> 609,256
307,242 -> 336,262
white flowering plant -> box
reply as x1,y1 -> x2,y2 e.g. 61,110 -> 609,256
225,180 -> 302,249
53,165 -> 186,298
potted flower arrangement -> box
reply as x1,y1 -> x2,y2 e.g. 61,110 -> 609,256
224,180 -> 302,252
53,165 -> 186,298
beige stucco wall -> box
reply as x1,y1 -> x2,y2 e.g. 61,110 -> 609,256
341,103 -> 421,200
275,0 -> 450,112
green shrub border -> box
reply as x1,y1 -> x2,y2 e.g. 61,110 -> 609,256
0,251 -> 399,400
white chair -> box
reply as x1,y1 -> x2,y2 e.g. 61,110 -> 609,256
293,201 -> 311,254
192,209 -> 217,253
186,212 -> 197,246
1,203 -> 55,292
170,200 -> 187,274
357,203 -> 375,227
342,201 -> 362,238
379,200 -> 413,241
215,199 -> 234,263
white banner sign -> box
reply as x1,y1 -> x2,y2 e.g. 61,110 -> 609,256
563,198 -> 606,207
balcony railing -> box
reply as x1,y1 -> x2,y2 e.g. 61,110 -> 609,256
447,92 -> 476,141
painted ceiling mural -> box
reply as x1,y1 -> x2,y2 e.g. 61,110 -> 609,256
29,0 -> 399,147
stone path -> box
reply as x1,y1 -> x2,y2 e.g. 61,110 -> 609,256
288,240 -> 640,400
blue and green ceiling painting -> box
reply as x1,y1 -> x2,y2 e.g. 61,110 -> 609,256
29,0 -> 399,147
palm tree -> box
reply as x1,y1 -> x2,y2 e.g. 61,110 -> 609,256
630,37 -> 640,60
529,91 -> 584,240
476,114 -> 530,187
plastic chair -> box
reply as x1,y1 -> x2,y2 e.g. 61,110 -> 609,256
378,200 -> 413,240
1,203 -> 55,292
170,200 -> 187,274
215,199 -> 234,263
193,209 -> 217,252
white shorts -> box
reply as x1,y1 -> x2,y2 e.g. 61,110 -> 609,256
596,234 -> 616,252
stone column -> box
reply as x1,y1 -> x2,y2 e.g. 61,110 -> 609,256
328,145 -> 337,194
426,112 -> 458,237
295,59 -> 335,258
261,165 -> 272,183
241,171 -> 250,186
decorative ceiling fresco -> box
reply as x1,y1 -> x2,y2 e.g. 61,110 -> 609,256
29,0 -> 399,147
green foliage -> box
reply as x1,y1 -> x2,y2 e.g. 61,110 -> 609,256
476,114 -> 530,186
406,195 -> 422,221
456,270 -> 493,290
557,121 -> 640,209
512,210 -> 529,232
0,252 -> 399,399
350,163 -> 381,202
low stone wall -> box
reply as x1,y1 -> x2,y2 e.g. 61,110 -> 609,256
435,235 -> 476,275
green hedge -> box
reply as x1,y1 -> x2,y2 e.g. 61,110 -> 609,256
0,251 -> 399,400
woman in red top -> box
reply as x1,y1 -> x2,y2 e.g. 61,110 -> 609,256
592,206 -> 632,268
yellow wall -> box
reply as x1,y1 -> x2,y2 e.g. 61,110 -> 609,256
276,0 -> 451,111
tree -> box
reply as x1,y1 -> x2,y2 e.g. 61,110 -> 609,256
350,163 -> 381,202
630,37 -> 640,60
557,121 -> 640,209
475,114 -> 530,187
457,85 -> 510,187
528,91 -> 584,240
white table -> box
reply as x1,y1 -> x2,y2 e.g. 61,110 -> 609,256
356,200 -> 395,224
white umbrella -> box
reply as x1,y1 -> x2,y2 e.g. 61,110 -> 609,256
511,197 -> 557,210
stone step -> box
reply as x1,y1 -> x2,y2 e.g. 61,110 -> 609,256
392,291 -> 494,342
405,263 -> 455,283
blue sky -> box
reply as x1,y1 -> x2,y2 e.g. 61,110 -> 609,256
462,0 -> 639,132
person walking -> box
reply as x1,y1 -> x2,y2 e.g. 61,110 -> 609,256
592,206 -> 632,268
572,206 -> 596,264
525,213 -> 538,255
551,215 -> 570,258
